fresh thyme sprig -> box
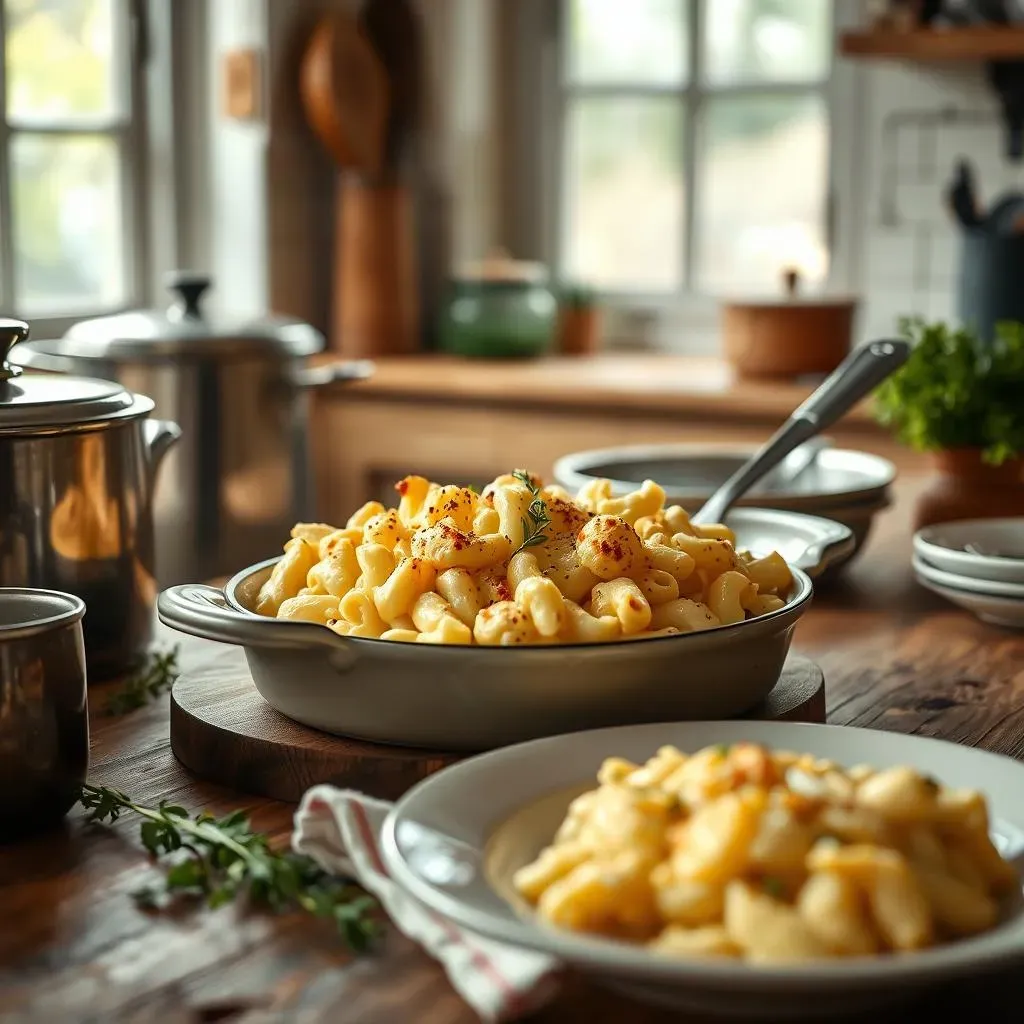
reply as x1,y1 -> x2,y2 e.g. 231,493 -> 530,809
79,784 -> 378,951
105,646 -> 181,716
511,469 -> 552,555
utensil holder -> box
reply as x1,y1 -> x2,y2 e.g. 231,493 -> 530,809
957,231 -> 1024,342
333,177 -> 420,357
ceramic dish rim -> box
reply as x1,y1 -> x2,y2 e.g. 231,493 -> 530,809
914,519 -> 1024,580
915,572 -> 1024,612
223,555 -> 813,653
912,554 -> 1024,600
381,720 -> 1024,990
553,443 -> 896,506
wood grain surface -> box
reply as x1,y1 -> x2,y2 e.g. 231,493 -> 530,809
2,475 -> 1024,1023
168,654 -> 825,802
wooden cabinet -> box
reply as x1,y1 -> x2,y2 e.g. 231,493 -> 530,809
309,355 -> 921,521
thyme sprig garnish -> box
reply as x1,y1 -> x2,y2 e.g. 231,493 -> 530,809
105,646 -> 181,716
79,784 -> 378,951
511,469 -> 552,555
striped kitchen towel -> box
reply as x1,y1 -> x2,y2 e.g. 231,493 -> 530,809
293,786 -> 563,1022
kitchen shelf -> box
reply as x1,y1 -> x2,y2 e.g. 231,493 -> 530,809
840,26 -> 1024,60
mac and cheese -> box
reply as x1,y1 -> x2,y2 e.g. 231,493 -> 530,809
255,470 -> 794,645
513,743 -> 1016,960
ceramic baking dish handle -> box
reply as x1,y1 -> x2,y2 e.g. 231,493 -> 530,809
790,521 -> 856,579
158,584 -> 349,651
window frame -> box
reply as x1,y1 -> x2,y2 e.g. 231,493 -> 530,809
0,0 -> 190,337
515,0 -> 863,351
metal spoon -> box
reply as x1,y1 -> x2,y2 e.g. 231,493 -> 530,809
759,436 -> 832,492
691,340 -> 911,525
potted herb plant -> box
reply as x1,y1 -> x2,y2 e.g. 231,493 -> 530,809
873,317 -> 1024,527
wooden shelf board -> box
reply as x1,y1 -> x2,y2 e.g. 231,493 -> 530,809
840,26 -> 1024,61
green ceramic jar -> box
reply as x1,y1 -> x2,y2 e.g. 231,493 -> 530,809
438,256 -> 557,359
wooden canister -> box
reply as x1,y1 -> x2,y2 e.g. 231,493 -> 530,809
721,295 -> 858,379
333,177 -> 420,357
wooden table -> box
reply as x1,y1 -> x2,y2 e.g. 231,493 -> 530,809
2,475 -> 1023,1023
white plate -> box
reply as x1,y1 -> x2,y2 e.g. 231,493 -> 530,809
912,554 -> 1024,601
914,565 -> 1024,631
382,720 -> 1024,1019
915,519 -> 1024,585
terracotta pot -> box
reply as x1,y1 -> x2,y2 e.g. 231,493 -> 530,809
913,448 -> 1024,529
557,305 -> 601,356
720,296 -> 858,379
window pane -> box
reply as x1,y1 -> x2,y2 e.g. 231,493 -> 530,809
703,0 -> 830,85
695,94 -> 828,294
564,98 -> 683,292
567,0 -> 687,85
12,134 -> 125,312
5,0 -> 119,121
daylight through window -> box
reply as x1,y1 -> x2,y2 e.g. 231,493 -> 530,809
560,0 -> 832,297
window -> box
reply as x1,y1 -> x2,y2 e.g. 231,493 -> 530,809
0,0 -> 146,321
556,0 -> 833,299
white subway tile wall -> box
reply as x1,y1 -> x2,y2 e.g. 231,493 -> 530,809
855,60 -> 1018,341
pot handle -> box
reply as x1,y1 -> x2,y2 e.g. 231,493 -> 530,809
143,418 -> 182,485
287,359 -> 375,390
789,521 -> 856,579
158,583 -> 350,651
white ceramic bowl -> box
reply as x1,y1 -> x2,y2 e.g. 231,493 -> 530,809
913,556 -> 1024,630
382,720 -> 1024,1019
915,519 -> 1024,585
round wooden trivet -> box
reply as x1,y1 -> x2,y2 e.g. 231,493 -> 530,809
170,652 -> 825,803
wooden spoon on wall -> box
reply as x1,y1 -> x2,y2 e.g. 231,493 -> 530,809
298,9 -> 389,177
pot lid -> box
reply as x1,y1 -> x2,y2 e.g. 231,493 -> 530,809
0,319 -> 137,429
59,271 -> 325,359
453,249 -> 549,286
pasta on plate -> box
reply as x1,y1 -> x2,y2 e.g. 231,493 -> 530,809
513,743 -> 1018,962
254,470 -> 794,645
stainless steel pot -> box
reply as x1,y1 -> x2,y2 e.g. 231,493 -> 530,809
0,587 -> 88,840
11,272 -> 374,587
0,320 -> 180,679
158,509 -> 853,751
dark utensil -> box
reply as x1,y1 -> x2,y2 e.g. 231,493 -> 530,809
359,0 -> 423,172
693,340 -> 911,526
946,158 -> 982,229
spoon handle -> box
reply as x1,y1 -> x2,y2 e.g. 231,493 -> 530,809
691,339 -> 910,525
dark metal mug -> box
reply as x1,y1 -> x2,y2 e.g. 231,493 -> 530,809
0,588 -> 88,841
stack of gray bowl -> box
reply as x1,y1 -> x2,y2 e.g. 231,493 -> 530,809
553,442 -> 895,577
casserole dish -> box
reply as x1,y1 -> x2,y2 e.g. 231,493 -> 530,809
158,509 -> 853,750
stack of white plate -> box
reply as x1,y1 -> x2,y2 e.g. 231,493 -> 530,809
913,518 -> 1024,629
554,442 -> 895,575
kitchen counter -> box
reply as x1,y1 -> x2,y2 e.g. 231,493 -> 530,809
315,353 -> 881,423
309,353 -> 919,522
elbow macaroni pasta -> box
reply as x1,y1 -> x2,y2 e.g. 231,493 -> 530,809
513,744 -> 1016,960
256,470 -> 796,645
